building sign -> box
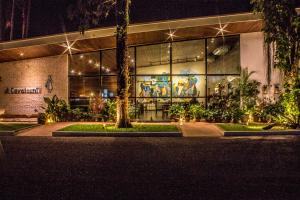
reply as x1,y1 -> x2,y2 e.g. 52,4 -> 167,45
5,87 -> 42,94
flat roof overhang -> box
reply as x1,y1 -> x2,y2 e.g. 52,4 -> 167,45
0,12 -> 262,63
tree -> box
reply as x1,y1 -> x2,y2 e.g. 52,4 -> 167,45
0,0 -> 3,41
251,0 -> 300,87
69,0 -> 132,128
252,0 -> 300,128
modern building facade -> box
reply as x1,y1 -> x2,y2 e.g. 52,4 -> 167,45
0,10 -> 288,121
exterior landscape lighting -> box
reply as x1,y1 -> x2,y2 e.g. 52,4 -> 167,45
166,29 -> 177,41
60,36 -> 79,55
214,23 -> 230,37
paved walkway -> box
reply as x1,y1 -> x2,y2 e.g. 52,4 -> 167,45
180,122 -> 223,137
18,122 -> 76,137
18,122 -> 223,137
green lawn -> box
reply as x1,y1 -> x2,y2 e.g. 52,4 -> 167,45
0,123 -> 36,131
60,124 -> 179,132
216,123 -> 286,132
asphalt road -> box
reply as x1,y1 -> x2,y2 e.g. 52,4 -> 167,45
0,136 -> 300,200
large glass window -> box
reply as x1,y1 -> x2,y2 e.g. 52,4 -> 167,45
136,43 -> 170,75
207,36 -> 240,74
102,48 -> 135,75
69,35 -> 241,120
69,52 -> 100,76
172,40 -> 205,74
207,76 -> 239,96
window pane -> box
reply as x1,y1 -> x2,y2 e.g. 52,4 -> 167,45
172,40 -> 205,74
207,36 -> 240,74
172,98 -> 206,104
102,48 -> 135,75
69,76 -> 100,98
101,76 -> 117,98
136,75 -> 171,97
207,76 -> 239,96
69,52 -> 100,76
136,43 -> 170,75
172,75 -> 206,97
136,98 -> 171,121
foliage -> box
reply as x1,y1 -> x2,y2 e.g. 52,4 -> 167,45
207,87 -> 244,123
37,113 -> 46,124
278,89 -> 300,128
106,99 -> 117,121
256,89 -> 300,128
42,95 -> 70,122
238,68 -> 261,115
251,0 -> 300,74
129,104 -> 140,119
189,103 -> 205,121
169,104 -> 185,120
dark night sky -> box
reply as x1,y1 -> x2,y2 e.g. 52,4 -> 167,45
2,0 -> 300,40
28,0 -> 253,38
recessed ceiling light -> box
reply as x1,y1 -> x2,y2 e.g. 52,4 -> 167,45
20,52 -> 24,57
88,59 -> 93,64
80,55 -> 84,59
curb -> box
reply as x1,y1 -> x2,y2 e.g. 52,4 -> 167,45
0,124 -> 39,136
224,130 -> 300,137
53,131 -> 182,137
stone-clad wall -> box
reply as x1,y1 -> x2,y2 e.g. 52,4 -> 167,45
0,55 -> 68,116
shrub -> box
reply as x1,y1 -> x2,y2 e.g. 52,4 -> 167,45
107,99 -> 117,121
169,104 -> 185,121
42,95 -> 70,122
189,103 -> 205,121
37,113 -> 46,124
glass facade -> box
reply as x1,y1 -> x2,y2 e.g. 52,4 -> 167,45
69,35 -> 240,120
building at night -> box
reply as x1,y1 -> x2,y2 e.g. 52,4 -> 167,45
0,5 -> 298,121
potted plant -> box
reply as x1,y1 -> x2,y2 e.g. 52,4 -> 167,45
169,104 -> 185,122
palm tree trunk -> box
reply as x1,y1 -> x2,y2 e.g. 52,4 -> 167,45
25,0 -> 31,37
115,0 -> 132,128
10,0 -> 15,40
22,0 -> 26,38
0,0 -> 3,41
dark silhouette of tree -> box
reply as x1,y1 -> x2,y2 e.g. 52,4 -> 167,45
252,0 -> 300,86
69,0 -> 132,128
0,0 -> 3,41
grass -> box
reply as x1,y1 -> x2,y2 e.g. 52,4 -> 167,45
216,123 -> 287,132
60,124 -> 179,133
0,123 -> 36,131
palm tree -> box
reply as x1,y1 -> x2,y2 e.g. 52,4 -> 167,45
69,0 -> 132,128
0,0 -> 3,40
238,68 -> 256,109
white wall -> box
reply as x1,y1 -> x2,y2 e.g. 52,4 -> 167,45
240,32 -> 283,98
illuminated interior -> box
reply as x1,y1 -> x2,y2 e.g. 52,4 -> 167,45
69,35 -> 240,120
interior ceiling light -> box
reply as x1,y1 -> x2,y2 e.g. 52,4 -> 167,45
213,45 -> 230,56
